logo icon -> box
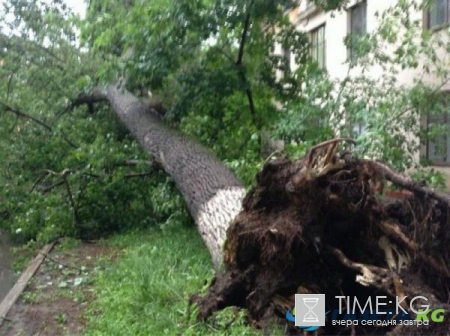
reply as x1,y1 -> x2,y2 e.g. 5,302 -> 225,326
303,297 -> 320,322
295,294 -> 326,327
286,307 -> 323,332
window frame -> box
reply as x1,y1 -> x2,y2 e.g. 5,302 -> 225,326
278,45 -> 291,79
426,112 -> 450,166
424,0 -> 450,31
309,24 -> 326,70
347,1 -> 367,60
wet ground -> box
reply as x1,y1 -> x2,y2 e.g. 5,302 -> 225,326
0,241 -> 113,336
0,231 -> 16,302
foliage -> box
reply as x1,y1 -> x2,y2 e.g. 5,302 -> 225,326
0,0 -> 192,242
275,0 -> 450,179
0,0 -> 345,242
1,0 -> 449,253
411,168 -> 447,189
82,0 -> 313,159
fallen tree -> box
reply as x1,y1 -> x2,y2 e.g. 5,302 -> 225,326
82,84 -> 450,334
2,0 -> 449,333
190,139 -> 450,335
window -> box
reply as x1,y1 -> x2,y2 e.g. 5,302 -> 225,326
427,113 -> 450,164
427,0 -> 450,29
310,25 -> 326,69
348,1 -> 367,58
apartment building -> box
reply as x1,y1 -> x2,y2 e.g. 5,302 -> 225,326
282,0 -> 450,187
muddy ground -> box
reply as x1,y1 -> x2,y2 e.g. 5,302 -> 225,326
0,241 -> 114,336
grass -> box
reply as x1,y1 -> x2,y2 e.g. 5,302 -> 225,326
83,221 -> 274,336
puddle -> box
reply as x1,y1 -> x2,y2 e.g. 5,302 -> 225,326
0,231 -> 16,302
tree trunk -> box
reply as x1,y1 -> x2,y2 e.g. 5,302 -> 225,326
90,87 -> 450,336
105,84 -> 246,266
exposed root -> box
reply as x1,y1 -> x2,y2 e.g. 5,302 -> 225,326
379,221 -> 450,278
366,160 -> 450,206
193,139 -> 450,335
330,247 -> 394,291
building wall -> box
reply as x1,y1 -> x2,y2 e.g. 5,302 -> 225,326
292,0 -> 422,81
288,0 -> 450,189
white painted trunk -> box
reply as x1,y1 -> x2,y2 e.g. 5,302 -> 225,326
105,84 -> 245,266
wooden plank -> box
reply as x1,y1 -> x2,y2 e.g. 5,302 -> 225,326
0,242 -> 55,326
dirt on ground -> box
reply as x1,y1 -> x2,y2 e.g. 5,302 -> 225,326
0,240 -> 114,336
193,139 -> 450,335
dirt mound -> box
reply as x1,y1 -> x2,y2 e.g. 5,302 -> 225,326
192,139 -> 450,335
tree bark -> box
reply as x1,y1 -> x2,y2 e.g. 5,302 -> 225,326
105,84 -> 246,266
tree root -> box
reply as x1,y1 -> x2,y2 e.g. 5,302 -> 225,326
193,140 -> 450,335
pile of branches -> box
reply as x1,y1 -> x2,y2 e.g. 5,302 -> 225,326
192,139 -> 450,335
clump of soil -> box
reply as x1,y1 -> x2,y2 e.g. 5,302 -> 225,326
193,139 -> 450,335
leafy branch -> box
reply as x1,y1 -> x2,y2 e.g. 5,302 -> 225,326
236,0 -> 255,67
0,101 -> 52,131
235,0 -> 257,125
0,101 -> 79,148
